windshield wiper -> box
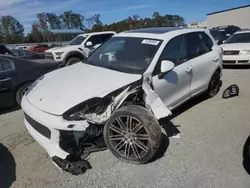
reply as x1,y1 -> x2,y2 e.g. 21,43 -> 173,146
109,64 -> 126,73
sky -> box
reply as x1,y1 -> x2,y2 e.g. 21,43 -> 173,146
0,0 -> 249,33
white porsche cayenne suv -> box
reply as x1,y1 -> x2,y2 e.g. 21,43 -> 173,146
21,27 -> 222,173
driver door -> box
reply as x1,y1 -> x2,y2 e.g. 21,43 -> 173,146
152,34 -> 192,110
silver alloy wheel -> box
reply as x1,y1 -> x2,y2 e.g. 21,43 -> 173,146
21,86 -> 29,97
108,116 -> 150,160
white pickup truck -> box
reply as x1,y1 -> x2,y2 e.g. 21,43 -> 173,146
45,31 -> 116,66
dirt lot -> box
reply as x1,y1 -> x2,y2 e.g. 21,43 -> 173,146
0,68 -> 250,188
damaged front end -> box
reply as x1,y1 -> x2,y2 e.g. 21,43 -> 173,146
55,77 -> 172,175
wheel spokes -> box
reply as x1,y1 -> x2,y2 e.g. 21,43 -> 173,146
114,140 -> 125,152
110,124 -> 124,135
134,140 -> 148,152
124,142 -> 131,157
109,134 -> 124,141
116,117 -> 126,131
109,116 -> 150,160
131,123 -> 143,134
127,116 -> 133,132
134,134 -> 150,141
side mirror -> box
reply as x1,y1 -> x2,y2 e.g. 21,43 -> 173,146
226,34 -> 231,37
85,41 -> 93,47
158,60 -> 175,79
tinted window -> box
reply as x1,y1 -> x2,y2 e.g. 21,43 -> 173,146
0,59 -> 14,71
186,32 -> 211,59
201,32 -> 213,50
160,35 -> 188,66
69,36 -> 86,45
0,62 -> 3,71
100,34 -> 114,43
87,35 -> 102,46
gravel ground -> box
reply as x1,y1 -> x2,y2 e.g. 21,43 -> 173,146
0,68 -> 250,188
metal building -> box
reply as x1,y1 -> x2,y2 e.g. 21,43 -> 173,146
207,5 -> 250,29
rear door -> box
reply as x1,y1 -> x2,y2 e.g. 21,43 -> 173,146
0,58 -> 17,106
186,32 -> 220,95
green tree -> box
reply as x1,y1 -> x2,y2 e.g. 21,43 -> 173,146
46,13 -> 61,29
31,22 -> 43,42
59,11 -> 85,29
0,15 -> 24,43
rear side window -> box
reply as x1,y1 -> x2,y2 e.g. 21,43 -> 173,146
160,35 -> 188,66
0,59 -> 14,71
100,34 -> 114,43
186,32 -> 212,59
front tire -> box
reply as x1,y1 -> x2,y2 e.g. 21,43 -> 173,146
16,83 -> 31,106
66,57 -> 81,66
104,105 -> 162,165
206,70 -> 221,98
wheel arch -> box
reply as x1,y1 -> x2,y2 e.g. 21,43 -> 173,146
64,51 -> 85,63
14,80 -> 34,103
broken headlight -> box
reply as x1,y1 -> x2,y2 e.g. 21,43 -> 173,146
63,97 -> 111,121
63,86 -> 128,121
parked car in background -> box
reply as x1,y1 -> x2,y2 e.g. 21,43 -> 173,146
29,44 -> 49,53
15,45 -> 28,50
220,29 -> 250,65
0,55 -> 58,108
0,44 -> 16,56
45,31 -> 116,66
22,27 -> 222,173
12,49 -> 45,60
48,43 -> 62,49
210,29 -> 227,45
211,25 -> 241,41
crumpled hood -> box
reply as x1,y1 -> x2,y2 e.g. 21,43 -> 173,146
220,43 -> 250,51
27,63 -> 141,115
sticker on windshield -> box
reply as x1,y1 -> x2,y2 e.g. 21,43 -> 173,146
141,39 -> 160,45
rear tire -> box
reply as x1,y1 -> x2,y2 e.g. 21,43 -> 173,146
206,70 -> 221,98
16,83 -> 31,106
66,57 -> 81,66
104,105 -> 162,165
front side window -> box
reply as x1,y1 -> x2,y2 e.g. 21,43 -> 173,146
86,35 -> 102,46
0,59 -> 14,71
160,35 -> 188,66
225,33 -> 250,43
186,32 -> 211,59
69,36 -> 86,45
86,37 -> 162,74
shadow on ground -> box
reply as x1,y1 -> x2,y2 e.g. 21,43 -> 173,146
153,94 -> 214,161
0,105 -> 20,116
223,65 -> 250,70
243,135 -> 250,176
0,143 -> 16,188
169,95 -> 207,120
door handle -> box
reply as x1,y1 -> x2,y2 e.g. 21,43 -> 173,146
185,67 -> 192,73
0,78 -> 11,82
213,57 -> 219,62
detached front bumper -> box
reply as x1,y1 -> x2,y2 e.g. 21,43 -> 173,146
21,96 -> 90,159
